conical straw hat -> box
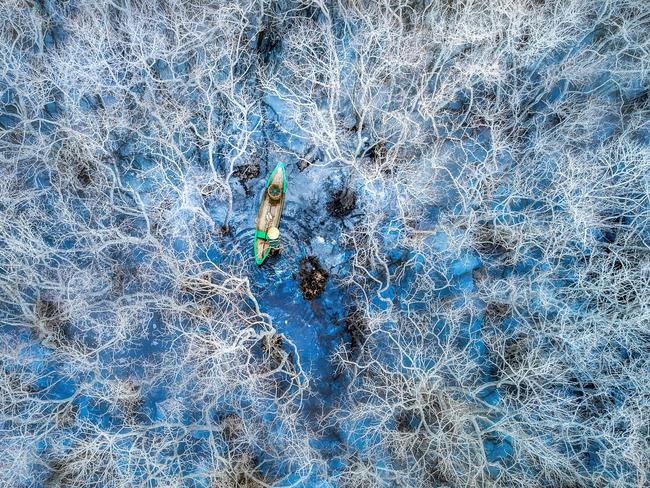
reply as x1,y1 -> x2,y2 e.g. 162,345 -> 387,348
267,227 -> 280,240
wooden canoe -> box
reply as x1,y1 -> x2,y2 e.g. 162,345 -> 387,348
254,162 -> 286,265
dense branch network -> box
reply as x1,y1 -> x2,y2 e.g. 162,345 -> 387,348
0,0 -> 648,487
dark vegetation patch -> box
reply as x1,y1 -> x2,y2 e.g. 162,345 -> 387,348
218,414 -> 242,443
232,162 -> 260,181
232,162 -> 261,199
485,301 -> 512,325
354,137 -> 393,174
326,186 -> 356,218
297,158 -> 311,171
344,306 -> 367,358
261,332 -> 284,369
621,88 -> 648,115
111,265 -> 126,296
45,459 -> 74,487
214,416 -> 282,485
426,459 -> 451,485
365,141 -> 384,159
119,381 -> 144,422
473,222 -> 511,257
255,24 -> 280,64
502,335 -> 529,371
395,408 -> 416,432
34,298 -> 70,345
227,469 -> 266,488
76,164 -> 92,187
298,145 -> 322,172
298,256 -> 328,300
571,378 -> 619,420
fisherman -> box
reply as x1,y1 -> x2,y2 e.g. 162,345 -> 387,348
254,162 -> 286,264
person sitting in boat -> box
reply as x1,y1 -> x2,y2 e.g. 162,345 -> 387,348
268,182 -> 282,202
